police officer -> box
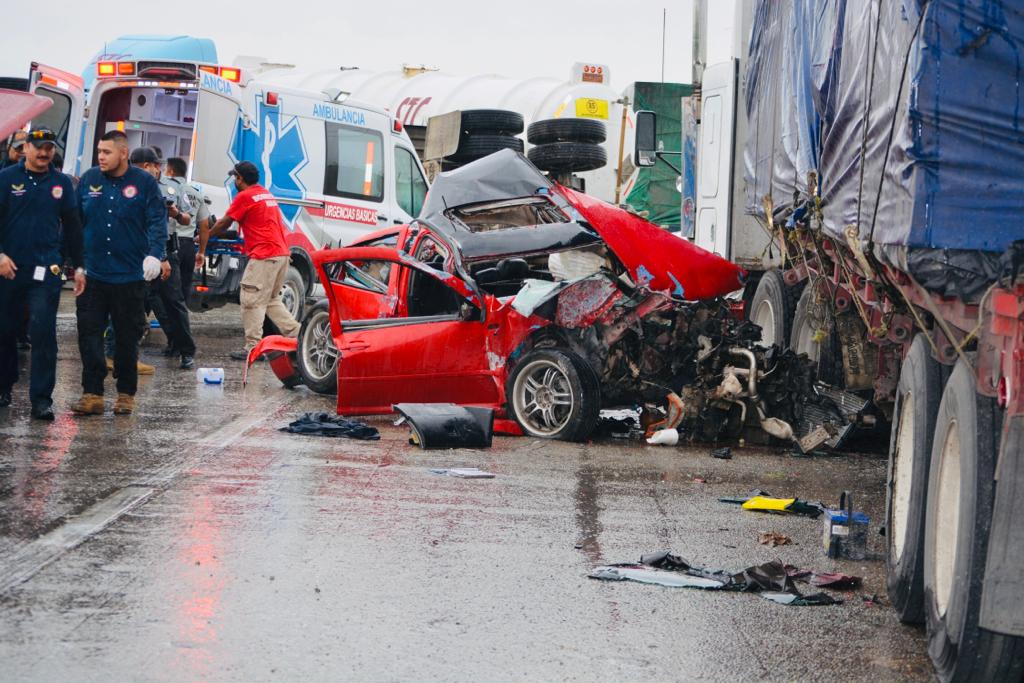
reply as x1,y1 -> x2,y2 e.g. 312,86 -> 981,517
73,131 -> 166,416
0,128 -> 85,420
129,146 -> 196,369
163,157 -> 209,306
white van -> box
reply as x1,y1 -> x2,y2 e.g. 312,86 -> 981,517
27,56 -> 429,318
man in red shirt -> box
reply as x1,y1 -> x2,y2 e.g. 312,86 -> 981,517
198,161 -> 300,360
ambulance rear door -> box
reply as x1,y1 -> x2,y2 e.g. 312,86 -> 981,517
190,70 -> 244,216
27,63 -> 85,175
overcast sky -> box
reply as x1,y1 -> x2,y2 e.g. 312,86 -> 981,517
3,0 -> 738,90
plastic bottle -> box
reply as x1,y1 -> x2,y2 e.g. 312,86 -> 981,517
196,367 -> 225,384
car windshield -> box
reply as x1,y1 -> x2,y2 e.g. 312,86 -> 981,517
446,197 -> 568,233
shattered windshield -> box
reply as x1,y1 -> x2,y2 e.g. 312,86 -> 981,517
446,197 -> 569,233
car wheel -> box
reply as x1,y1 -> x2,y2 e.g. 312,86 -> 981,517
506,349 -> 600,441
459,109 -> 524,135
923,359 -> 1024,681
296,301 -> 338,395
527,142 -> 607,173
887,334 -> 948,623
279,266 -> 305,322
748,269 -> 804,348
447,134 -> 524,163
526,118 -> 607,145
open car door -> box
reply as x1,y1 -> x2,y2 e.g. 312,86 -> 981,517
27,63 -> 85,174
314,246 -> 500,415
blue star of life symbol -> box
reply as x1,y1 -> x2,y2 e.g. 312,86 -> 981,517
231,99 -> 309,228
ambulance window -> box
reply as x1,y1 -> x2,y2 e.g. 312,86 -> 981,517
325,123 -> 384,202
30,88 -> 72,156
394,147 -> 427,217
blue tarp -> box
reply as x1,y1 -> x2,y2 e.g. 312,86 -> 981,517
744,0 -> 1024,296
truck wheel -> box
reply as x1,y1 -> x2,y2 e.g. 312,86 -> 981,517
887,335 -> 948,623
447,134 -> 524,162
280,266 -> 306,322
296,301 -> 338,395
923,360 -> 1024,681
527,142 -> 607,173
748,269 -> 803,348
506,349 -> 600,441
790,281 -> 843,385
527,118 -> 607,145
459,109 -> 524,135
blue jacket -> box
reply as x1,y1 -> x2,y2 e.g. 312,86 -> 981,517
0,161 -> 83,276
78,165 -> 166,284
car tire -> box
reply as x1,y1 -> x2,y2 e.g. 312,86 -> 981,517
459,109 -> 524,135
748,269 -> 804,348
790,280 -> 843,386
506,349 -> 600,441
923,359 -> 1024,681
886,335 -> 948,624
527,142 -> 607,173
280,266 -> 306,322
526,118 -> 607,145
447,134 -> 524,162
296,301 -> 338,395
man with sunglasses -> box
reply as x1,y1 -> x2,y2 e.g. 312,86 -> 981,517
0,128 -> 84,420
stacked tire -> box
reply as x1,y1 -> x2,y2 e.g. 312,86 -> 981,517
526,118 -> 607,173
445,110 -> 524,164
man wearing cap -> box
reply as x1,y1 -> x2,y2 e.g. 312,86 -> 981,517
1,131 -> 28,171
72,131 -> 166,416
130,146 -> 196,369
0,128 -> 85,420
199,161 -> 299,360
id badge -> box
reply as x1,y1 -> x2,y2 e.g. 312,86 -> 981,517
33,266 -> 45,281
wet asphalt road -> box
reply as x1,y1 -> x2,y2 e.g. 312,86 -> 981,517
0,293 -> 933,682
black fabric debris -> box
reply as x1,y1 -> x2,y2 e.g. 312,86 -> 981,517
281,412 -> 380,440
711,447 -> 732,459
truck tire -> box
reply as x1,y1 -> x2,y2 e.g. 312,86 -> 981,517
459,109 -> 524,135
887,335 -> 948,623
748,269 -> 804,348
296,300 -> 338,395
527,118 -> 606,145
447,134 -> 524,162
528,142 -> 607,173
790,281 -> 843,386
280,266 -> 306,322
923,360 -> 1024,681
506,349 -> 600,441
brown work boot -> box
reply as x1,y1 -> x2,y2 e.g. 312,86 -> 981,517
113,393 -> 135,415
71,393 -> 105,415
136,360 -> 155,375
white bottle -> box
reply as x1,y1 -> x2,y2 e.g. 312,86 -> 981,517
196,367 -> 225,384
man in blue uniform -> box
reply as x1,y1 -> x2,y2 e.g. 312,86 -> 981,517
0,128 -> 85,420
73,130 -> 166,416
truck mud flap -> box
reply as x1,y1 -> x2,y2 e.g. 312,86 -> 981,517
980,415 -> 1024,636
246,336 -> 302,389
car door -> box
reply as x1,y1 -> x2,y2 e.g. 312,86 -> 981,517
27,63 -> 85,174
314,246 -> 499,415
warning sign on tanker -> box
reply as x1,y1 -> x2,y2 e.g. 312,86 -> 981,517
575,98 -> 609,119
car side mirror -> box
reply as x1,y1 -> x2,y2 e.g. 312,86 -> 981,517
634,110 -> 657,167
459,301 -> 481,322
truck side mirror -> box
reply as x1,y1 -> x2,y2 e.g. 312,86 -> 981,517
634,110 -> 657,167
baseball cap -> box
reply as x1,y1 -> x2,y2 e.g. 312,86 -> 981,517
25,128 -> 56,148
228,160 -> 259,184
129,146 -> 160,165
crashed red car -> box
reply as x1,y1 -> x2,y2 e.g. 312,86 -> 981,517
257,149 -> 745,440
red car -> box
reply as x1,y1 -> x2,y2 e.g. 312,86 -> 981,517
257,150 -> 745,440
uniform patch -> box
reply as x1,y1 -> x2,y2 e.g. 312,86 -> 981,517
11,183 -> 25,197
88,184 -> 103,197
51,185 -> 63,199
123,185 -> 138,199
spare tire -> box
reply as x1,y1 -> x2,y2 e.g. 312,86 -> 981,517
460,109 -> 524,135
527,118 -> 607,145
447,133 -> 524,162
528,142 -> 607,173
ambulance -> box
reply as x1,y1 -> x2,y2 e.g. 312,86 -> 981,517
25,36 -> 429,318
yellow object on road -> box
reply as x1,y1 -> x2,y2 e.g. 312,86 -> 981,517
742,496 -> 796,512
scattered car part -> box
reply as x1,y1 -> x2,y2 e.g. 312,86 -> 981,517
393,403 -> 494,449
428,467 -> 496,478
646,429 -> 679,446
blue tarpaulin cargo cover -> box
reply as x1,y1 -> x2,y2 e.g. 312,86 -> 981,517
744,0 -> 1024,299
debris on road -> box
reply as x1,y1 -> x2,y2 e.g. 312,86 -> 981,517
393,404 -> 493,449
759,531 -> 792,547
428,467 -> 496,479
280,413 -> 380,440
710,446 -> 732,459
646,428 -> 679,446
823,491 -> 869,560
721,492 -> 826,519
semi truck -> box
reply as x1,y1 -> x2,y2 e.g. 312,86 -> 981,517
635,1 -> 1024,679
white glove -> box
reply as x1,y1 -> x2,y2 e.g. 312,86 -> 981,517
142,256 -> 162,281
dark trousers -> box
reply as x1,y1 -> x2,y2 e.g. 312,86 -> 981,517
177,236 -> 196,303
77,279 -> 147,396
147,250 -> 196,356
0,273 -> 61,408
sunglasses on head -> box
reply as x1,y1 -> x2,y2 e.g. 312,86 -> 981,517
27,130 -> 56,142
